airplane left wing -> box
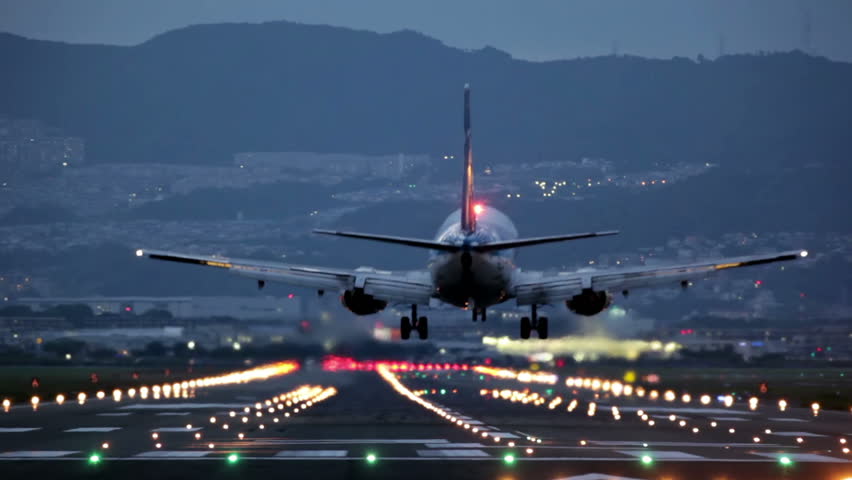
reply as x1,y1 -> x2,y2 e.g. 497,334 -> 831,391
135,249 -> 434,305
514,249 -> 808,305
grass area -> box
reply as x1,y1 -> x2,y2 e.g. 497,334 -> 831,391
561,366 -> 852,410
0,364 -> 231,404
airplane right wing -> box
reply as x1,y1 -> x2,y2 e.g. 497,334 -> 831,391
135,248 -> 435,305
514,249 -> 808,305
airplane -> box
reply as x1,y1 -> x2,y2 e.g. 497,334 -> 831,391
136,84 -> 808,340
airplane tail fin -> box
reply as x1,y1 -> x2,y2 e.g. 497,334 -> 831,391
460,83 -> 476,234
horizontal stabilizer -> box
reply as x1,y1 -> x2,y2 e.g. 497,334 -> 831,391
312,229 -> 459,251
472,230 -> 619,252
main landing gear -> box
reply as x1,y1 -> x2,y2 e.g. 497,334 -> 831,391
401,304 -> 428,340
471,307 -> 486,322
520,304 -> 548,339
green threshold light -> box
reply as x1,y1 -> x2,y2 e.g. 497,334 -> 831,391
227,453 -> 239,464
366,453 -> 377,464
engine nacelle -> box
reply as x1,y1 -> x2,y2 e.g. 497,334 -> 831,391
566,289 -> 613,316
341,289 -> 387,316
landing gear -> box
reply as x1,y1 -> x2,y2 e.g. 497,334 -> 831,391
401,305 -> 428,340
519,305 -> 548,339
471,307 -> 487,322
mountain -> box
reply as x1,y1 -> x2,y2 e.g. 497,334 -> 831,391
1,21 -> 852,171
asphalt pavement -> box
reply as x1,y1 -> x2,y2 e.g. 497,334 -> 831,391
0,362 -> 850,480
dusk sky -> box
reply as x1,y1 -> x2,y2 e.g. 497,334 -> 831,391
1,0 -> 851,61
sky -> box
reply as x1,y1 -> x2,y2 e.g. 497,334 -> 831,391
1,0 -> 851,62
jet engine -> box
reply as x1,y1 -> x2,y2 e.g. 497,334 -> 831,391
340,289 -> 387,316
566,289 -> 613,316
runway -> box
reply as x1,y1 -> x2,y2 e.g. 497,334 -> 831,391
0,359 -> 850,479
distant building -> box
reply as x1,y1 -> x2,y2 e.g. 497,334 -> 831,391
233,151 -> 430,180
0,116 -> 85,179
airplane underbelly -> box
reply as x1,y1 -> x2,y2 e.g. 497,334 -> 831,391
431,252 -> 511,308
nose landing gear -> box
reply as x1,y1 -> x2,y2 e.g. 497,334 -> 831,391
520,304 -> 548,339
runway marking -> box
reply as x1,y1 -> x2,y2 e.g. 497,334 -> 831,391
618,406 -> 755,415
417,449 -> 490,457
487,432 -> 519,439
274,450 -> 347,457
554,474 -> 648,480
96,412 -> 133,417
751,452 -> 849,463
120,403 -> 245,410
135,451 -> 211,458
769,431 -> 826,437
64,427 -> 121,433
652,415 -> 687,420
0,451 -> 79,458
617,450 -> 704,460
0,428 -> 41,433
710,416 -> 749,421
769,418 -> 807,422
425,443 -> 485,448
249,439 -> 449,445
591,441 -> 782,448
155,412 -> 191,416
151,427 -> 203,432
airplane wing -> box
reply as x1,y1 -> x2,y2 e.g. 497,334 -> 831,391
513,249 -> 808,305
135,248 -> 434,305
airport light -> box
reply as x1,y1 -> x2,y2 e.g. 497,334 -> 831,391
779,455 -> 792,466
503,453 -> 516,465
88,453 -> 101,464
365,453 -> 377,464
640,455 -> 653,465
227,453 -> 239,464
2,398 -> 10,412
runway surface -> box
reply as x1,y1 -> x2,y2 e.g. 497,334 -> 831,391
1,359 -> 850,479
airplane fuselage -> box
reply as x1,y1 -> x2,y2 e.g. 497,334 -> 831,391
429,207 -> 517,308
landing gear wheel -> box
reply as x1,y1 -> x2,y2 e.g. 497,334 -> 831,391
417,316 -> 429,340
400,316 -> 412,340
520,317 -> 531,339
537,316 -> 549,339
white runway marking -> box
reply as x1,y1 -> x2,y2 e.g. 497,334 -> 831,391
751,452 -> 849,463
252,439 -> 448,445
120,403 -> 245,410
554,474 -> 647,480
591,441 -> 781,447
151,427 -> 203,432
618,406 -> 755,415
0,451 -> 78,458
487,432 -> 519,439
96,413 -> 132,417
274,450 -> 347,457
135,451 -> 211,458
417,449 -> 490,457
769,431 -> 826,437
0,428 -> 41,433
711,416 -> 749,421
155,412 -> 190,416
769,418 -> 807,422
617,450 -> 704,460
64,427 -> 121,433
425,443 -> 484,448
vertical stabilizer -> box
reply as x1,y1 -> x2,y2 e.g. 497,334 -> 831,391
461,84 -> 476,234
